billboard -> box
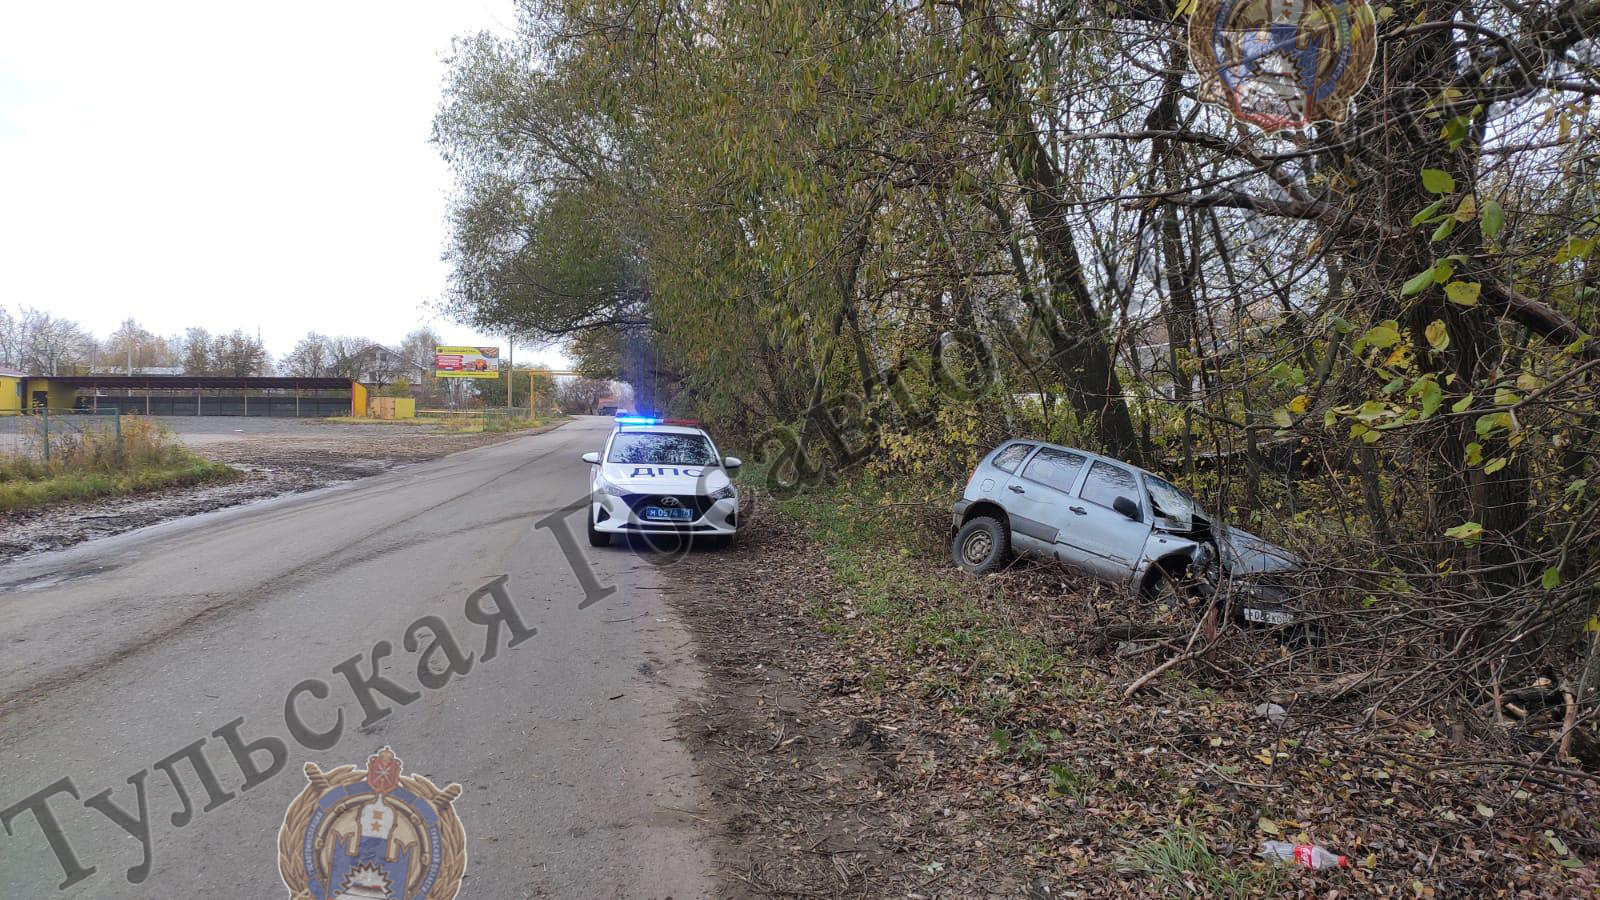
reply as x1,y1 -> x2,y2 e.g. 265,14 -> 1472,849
434,346 -> 500,378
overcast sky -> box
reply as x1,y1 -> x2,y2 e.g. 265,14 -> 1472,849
0,1 -> 566,367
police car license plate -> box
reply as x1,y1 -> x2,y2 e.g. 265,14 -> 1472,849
644,506 -> 692,521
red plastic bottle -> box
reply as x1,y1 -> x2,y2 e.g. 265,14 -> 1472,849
1259,841 -> 1348,869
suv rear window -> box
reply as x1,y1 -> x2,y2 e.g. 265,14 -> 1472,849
1021,447 -> 1087,492
1081,460 -> 1138,510
989,442 -> 1033,474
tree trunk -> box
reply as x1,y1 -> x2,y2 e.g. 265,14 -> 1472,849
959,1 -> 1142,463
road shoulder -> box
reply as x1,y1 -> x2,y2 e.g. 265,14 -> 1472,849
669,506 -> 1019,896
670,485 -> 1600,897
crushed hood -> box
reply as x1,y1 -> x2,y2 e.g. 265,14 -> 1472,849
1217,524 -> 1303,575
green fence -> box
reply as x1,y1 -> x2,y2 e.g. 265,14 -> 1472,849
0,409 -> 123,464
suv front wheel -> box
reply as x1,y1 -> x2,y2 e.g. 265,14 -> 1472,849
952,516 -> 1010,574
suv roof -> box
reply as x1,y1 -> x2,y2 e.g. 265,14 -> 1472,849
997,439 -> 1168,483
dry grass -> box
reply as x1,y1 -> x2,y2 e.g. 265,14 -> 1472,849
0,418 -> 235,512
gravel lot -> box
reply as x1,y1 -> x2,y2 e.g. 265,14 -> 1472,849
0,415 -> 572,561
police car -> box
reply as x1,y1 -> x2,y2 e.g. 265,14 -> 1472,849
581,414 -> 742,547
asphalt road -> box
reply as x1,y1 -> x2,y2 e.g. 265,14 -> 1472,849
0,416 -> 715,898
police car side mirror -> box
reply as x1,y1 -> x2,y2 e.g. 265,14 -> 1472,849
723,456 -> 742,469
1113,495 -> 1141,521
581,452 -> 600,465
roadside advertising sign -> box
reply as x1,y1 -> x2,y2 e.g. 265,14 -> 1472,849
433,346 -> 500,378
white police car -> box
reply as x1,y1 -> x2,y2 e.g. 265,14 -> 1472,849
581,415 -> 742,547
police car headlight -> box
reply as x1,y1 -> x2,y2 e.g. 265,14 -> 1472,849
595,477 -> 627,497
708,485 -> 736,501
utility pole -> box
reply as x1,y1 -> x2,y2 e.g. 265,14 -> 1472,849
507,336 -> 515,410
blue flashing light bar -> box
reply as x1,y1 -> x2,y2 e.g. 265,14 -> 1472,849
614,415 -> 661,425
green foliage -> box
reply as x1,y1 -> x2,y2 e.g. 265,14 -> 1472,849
1421,169 -> 1456,194
435,0 -> 1600,701
1481,200 -> 1506,239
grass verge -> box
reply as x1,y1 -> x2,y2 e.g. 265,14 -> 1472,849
0,417 -> 238,514
0,459 -> 237,513
744,465 -> 1599,895
771,471 -> 1080,725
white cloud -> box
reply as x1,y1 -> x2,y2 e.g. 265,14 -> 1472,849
0,0 -> 565,366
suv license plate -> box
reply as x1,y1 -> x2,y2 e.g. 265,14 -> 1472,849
1243,607 -> 1295,626
644,506 -> 692,521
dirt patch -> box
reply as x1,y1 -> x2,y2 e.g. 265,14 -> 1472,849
0,420 -> 568,563
669,508 -> 1033,897
669,493 -> 1600,898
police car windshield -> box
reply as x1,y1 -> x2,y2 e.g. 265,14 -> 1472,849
608,432 -> 718,466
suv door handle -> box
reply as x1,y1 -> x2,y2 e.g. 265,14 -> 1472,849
1008,485 -> 1025,494
1069,506 -> 1087,515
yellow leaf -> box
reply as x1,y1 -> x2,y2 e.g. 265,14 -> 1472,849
1445,281 -> 1481,306
1288,394 -> 1309,414
1258,817 -> 1281,835
1425,320 -> 1450,351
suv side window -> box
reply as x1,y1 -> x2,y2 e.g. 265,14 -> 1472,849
1081,460 -> 1139,511
990,442 -> 1033,474
1021,447 -> 1087,493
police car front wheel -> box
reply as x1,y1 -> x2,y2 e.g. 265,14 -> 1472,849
587,512 -> 610,547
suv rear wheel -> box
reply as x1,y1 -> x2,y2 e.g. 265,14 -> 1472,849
952,516 -> 1010,574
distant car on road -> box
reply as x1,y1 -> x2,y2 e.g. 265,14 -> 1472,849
950,440 -> 1304,623
583,416 -> 741,548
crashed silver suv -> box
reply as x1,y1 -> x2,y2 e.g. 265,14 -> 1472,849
950,440 -> 1303,623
